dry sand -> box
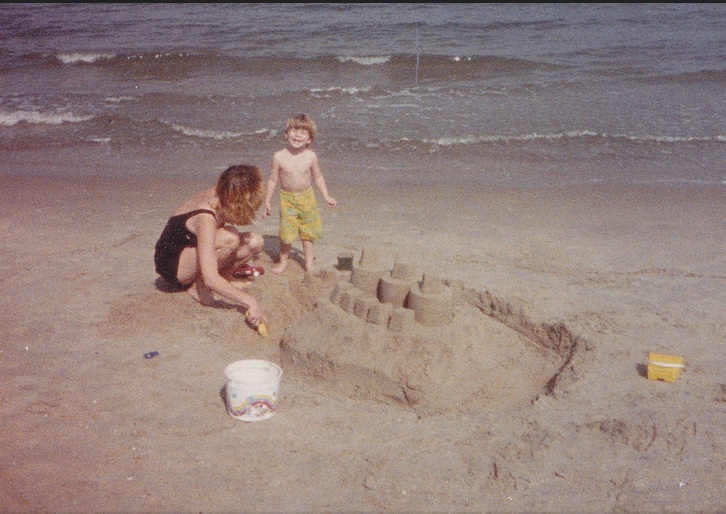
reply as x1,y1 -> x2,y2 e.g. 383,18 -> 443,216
1,174 -> 725,513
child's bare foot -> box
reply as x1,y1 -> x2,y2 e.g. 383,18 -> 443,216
187,278 -> 216,306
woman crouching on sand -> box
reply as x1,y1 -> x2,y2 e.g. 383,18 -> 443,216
154,164 -> 266,328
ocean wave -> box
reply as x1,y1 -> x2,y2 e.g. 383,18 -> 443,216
57,53 -> 115,64
423,131 -> 599,147
421,131 -> 725,148
625,134 -> 720,143
336,55 -> 391,65
168,123 -> 276,141
104,96 -> 135,103
57,52 -> 193,66
337,53 -> 548,73
308,86 -> 374,97
0,109 -> 93,126
27,50 -> 550,79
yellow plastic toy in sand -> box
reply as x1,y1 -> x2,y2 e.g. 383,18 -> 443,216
647,353 -> 684,383
246,310 -> 268,338
256,322 -> 268,338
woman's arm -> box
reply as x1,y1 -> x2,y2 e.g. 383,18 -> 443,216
193,214 -> 265,324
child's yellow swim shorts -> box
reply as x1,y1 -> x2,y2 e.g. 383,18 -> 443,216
278,188 -> 323,244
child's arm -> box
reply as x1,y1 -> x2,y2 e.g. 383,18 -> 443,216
263,155 -> 281,218
310,152 -> 336,207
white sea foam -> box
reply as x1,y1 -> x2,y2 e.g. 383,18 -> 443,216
57,53 -> 115,64
120,52 -> 187,60
309,86 -> 372,96
423,130 -> 724,147
170,123 -> 274,140
0,110 -> 93,126
337,55 -> 391,65
104,96 -> 135,103
171,124 -> 244,140
630,134 -> 716,143
424,130 -> 599,147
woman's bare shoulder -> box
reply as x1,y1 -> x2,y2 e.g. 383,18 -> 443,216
173,187 -> 217,216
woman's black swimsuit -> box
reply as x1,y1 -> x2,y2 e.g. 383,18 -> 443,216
154,209 -> 216,289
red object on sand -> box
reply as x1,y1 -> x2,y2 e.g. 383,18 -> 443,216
233,264 -> 265,278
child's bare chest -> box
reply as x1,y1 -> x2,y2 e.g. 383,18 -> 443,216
279,152 -> 313,176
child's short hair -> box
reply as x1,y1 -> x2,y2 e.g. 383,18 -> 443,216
284,113 -> 317,141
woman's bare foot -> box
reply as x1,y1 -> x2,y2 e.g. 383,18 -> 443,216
187,278 -> 216,306
228,278 -> 251,290
271,261 -> 287,274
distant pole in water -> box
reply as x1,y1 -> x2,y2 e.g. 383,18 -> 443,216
411,9 -> 420,89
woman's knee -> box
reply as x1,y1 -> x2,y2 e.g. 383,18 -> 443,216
217,227 -> 242,254
218,229 -> 262,262
244,232 -> 264,254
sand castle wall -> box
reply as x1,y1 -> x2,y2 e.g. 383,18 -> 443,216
341,255 -> 455,330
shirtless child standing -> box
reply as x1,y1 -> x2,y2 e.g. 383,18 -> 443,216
263,113 -> 337,274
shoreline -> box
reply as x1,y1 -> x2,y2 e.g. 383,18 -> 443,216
2,141 -> 724,189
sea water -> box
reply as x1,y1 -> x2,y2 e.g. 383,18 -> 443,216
1,3 -> 724,187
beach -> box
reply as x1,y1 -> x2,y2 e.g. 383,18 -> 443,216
2,162 -> 724,512
2,3 -> 726,512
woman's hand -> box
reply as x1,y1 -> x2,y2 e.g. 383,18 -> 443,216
245,299 -> 265,327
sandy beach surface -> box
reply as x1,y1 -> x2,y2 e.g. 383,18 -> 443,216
2,171 -> 725,513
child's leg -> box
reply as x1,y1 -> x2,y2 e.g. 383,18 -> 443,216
272,241 -> 292,274
302,239 -> 315,273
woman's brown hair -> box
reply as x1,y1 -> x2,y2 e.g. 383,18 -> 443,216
215,164 -> 264,226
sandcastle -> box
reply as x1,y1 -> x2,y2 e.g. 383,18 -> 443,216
280,248 -> 579,416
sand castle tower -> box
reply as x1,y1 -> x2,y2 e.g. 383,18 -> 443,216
378,260 -> 419,308
407,272 -> 454,325
349,248 -> 385,297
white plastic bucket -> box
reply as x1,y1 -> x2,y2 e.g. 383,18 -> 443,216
225,360 -> 282,422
